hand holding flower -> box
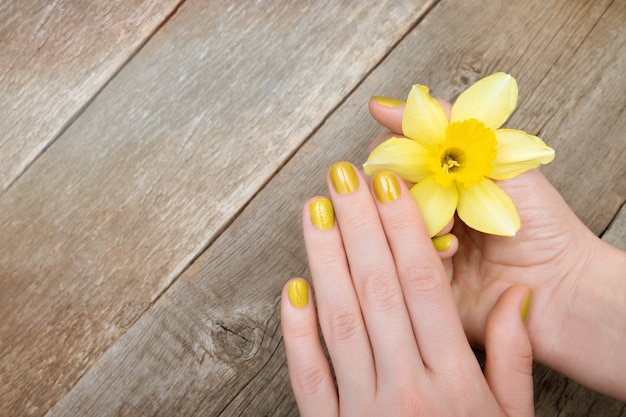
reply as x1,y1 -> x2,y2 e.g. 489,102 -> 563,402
367,86 -> 626,401
364,73 -> 554,237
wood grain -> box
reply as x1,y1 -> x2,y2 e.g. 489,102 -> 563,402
48,0 -> 625,415
0,0 -> 182,194
603,203 -> 626,250
532,364 -> 626,417
0,1 -> 432,415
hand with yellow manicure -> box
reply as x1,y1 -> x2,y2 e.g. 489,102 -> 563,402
281,162 -> 535,416
366,74 -> 626,402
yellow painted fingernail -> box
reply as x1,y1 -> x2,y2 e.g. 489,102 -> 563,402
520,290 -> 532,324
372,96 -> 405,108
431,234 -> 452,252
329,162 -> 359,194
288,279 -> 309,308
373,172 -> 400,203
309,198 -> 334,230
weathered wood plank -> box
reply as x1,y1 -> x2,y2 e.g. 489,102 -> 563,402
532,364 -> 626,417
603,202 -> 626,250
49,0 -> 625,415
0,1 -> 432,415
0,0 -> 181,194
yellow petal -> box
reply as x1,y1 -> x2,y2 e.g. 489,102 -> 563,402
450,72 -> 518,130
490,129 -> 555,180
363,137 -> 431,182
402,85 -> 448,146
457,178 -> 520,236
410,176 -> 458,237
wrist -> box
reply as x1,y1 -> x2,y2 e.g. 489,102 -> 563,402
531,233 -> 626,400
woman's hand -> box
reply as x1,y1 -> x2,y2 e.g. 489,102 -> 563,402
367,97 -> 626,401
281,163 -> 534,416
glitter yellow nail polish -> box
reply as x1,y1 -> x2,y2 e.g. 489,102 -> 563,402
372,96 -> 405,108
373,172 -> 400,203
329,162 -> 359,194
309,198 -> 334,230
288,279 -> 309,308
431,234 -> 452,252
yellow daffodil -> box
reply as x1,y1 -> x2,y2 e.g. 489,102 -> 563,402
363,72 -> 554,236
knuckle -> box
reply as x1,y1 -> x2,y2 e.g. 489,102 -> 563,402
313,244 -> 345,270
296,363 -> 329,397
361,267 -> 403,310
385,214 -> 418,234
401,264 -> 444,295
325,305 -> 364,343
283,315 -> 318,341
339,211 -> 372,233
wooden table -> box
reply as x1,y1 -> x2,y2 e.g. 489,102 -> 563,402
1,1 -> 624,416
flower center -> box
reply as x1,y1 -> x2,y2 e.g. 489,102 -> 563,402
442,151 -> 462,173
428,119 -> 497,187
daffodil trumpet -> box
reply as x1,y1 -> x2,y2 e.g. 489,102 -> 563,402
363,72 -> 554,236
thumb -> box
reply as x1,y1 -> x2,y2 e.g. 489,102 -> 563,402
484,285 -> 534,417
368,96 -> 405,134
368,96 -> 452,135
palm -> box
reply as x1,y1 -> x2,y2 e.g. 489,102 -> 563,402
449,169 -> 592,346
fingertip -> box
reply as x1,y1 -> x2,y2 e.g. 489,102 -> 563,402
281,280 -> 314,372
432,233 -> 458,259
370,95 -> 405,108
281,278 -> 315,332
432,217 -> 456,259
484,285 -> 532,350
520,289 -> 531,325
368,95 -> 451,133
368,96 -> 404,134
490,285 -> 532,327
306,197 -> 335,231
281,278 -> 338,415
287,278 -> 310,308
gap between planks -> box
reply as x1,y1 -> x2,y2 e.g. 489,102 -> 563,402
141,0 -> 442,319
0,0 -> 187,198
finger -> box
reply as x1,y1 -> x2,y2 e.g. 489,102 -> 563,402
431,218 -> 457,259
303,196 -> 376,413
484,285 -> 534,417
281,279 -> 337,417
432,233 -> 458,260
327,162 -> 422,380
371,171 -> 475,370
368,97 -> 404,134
368,96 -> 452,133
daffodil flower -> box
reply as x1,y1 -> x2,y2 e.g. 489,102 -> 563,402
363,72 -> 554,236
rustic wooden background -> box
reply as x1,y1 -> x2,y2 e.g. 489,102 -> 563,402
1,0 -> 624,416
